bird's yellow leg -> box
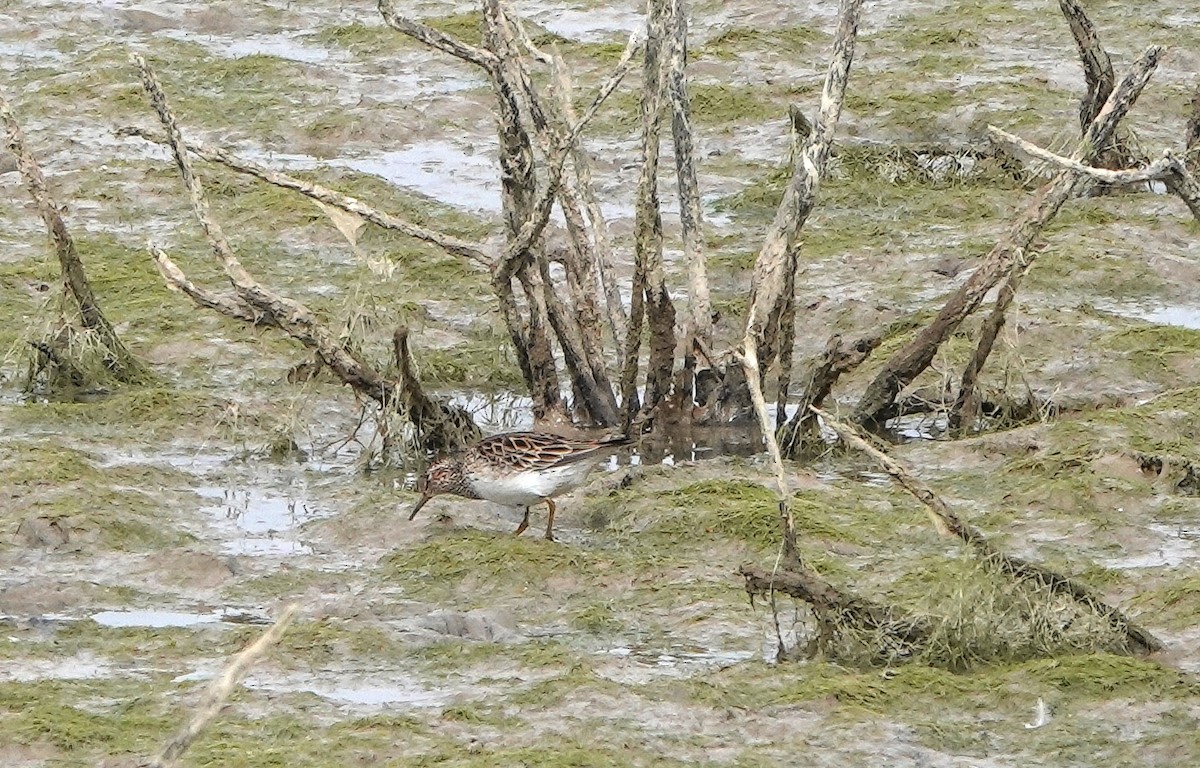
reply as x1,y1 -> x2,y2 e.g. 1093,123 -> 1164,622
513,506 -> 530,536
543,498 -> 556,542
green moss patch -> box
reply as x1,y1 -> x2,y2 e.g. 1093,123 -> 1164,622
699,26 -> 828,60
0,440 -> 196,551
379,529 -> 630,601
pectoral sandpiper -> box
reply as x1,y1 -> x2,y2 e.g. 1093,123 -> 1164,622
409,431 -> 631,541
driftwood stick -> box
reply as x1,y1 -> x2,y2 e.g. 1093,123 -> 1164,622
740,344 -> 801,569
535,27 -> 640,391
150,245 -> 263,324
626,0 -> 677,420
741,0 -> 861,534
812,406 -> 1164,655
150,604 -> 299,768
740,564 -> 930,642
392,328 -> 481,453
948,42 -> 1162,431
478,2 -> 560,422
1059,0 -> 1114,129
745,0 -> 862,373
377,0 -> 497,70
1161,150 -> 1200,222
572,31 -> 641,359
988,127 -> 1200,223
779,331 -> 881,455
667,0 -> 711,354
489,48 -> 637,287
560,86 -> 633,362
509,18 -> 621,425
987,126 -> 1174,184
118,126 -> 491,267
619,250 -> 647,427
1,93 -> 145,381
1186,81 -> 1200,166
854,46 -> 1162,427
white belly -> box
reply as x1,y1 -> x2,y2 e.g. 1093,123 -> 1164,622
470,460 -> 600,507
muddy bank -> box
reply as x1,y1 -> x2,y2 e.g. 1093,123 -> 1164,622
2,0 -> 1200,766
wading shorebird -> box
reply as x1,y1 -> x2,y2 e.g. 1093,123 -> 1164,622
409,431 -> 631,541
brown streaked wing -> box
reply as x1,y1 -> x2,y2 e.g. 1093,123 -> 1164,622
471,431 -> 623,472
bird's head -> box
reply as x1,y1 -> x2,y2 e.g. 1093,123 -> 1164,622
408,456 -> 466,521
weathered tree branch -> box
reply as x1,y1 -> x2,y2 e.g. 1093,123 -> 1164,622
133,53 -> 394,403
507,17 -> 626,425
1162,152 -> 1200,222
745,0 -> 862,377
739,563 -> 933,661
739,342 -> 800,569
986,125 -> 1174,184
667,0 -> 711,358
627,0 -> 678,422
150,245 -> 263,324
1186,81 -> 1200,170
392,328 -> 482,453
740,0 -> 862,564
537,30 -> 644,361
377,0 -> 497,70
1059,0 -> 1113,129
117,126 -> 492,267
855,46 -> 1162,428
1,92 -> 147,384
779,331 -> 881,456
814,406 -> 1164,655
987,126 -> 1200,222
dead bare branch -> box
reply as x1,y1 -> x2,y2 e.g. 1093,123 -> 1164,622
150,604 -> 299,768
855,45 -> 1162,428
987,125 -> 1174,184
813,406 -> 1163,655
377,0 -> 497,70
1,91 -> 147,384
1162,152 -> 1200,221
740,0 -> 863,563
551,34 -> 643,357
779,331 -> 881,456
667,0 -> 711,354
739,563 -> 933,661
132,53 -> 393,402
1059,0 -> 1114,129
150,245 -> 263,324
739,343 -> 800,569
745,0 -> 863,375
621,0 -> 678,424
506,18 -> 623,425
986,125 -> 1200,224
117,126 -> 492,267
1187,81 -> 1200,166
393,328 -> 483,453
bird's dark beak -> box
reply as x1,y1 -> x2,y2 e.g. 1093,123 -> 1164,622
409,492 -> 433,521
